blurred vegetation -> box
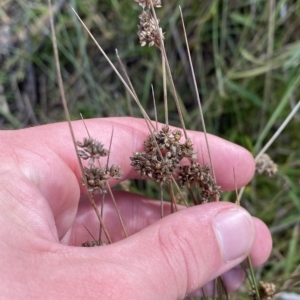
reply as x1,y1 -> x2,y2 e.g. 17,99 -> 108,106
1,0 -> 300,297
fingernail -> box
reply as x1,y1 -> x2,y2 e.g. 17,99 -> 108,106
213,208 -> 255,263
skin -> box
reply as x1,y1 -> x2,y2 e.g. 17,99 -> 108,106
0,117 -> 272,299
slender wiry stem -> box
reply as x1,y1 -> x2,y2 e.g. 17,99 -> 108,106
115,49 -> 139,101
248,256 -> 261,300
259,0 -> 275,132
160,183 -> 164,218
238,100 -> 300,200
82,223 -> 97,242
71,6 -> 154,130
188,187 -> 197,206
256,100 -> 300,161
80,113 -> 91,138
48,0 -> 80,169
99,194 -> 105,243
233,167 -> 239,206
115,48 -> 159,141
97,126 -> 114,243
169,181 -> 178,213
150,3 -> 187,139
49,0 -> 112,244
106,183 -> 128,238
151,84 -> 158,131
179,6 -> 216,182
106,126 -> 114,171
216,276 -> 228,299
115,49 -> 134,116
90,194 -> 112,244
161,51 -> 168,125
172,178 -> 188,208
201,288 -> 207,299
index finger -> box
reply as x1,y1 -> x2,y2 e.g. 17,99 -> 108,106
12,117 -> 254,191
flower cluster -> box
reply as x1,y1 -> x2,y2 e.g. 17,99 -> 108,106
255,153 -> 278,177
77,137 -> 123,194
82,164 -> 123,194
134,0 -> 162,9
131,125 -> 220,202
178,163 -> 221,203
249,281 -> 275,300
131,125 -> 191,184
77,138 -> 108,165
137,10 -> 163,48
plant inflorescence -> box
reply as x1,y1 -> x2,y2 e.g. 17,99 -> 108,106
46,0 -> 300,298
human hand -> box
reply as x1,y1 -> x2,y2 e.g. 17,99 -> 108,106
0,117 -> 272,299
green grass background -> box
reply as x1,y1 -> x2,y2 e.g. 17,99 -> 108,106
1,0 -> 300,297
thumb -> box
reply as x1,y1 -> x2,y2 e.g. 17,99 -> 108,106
106,202 -> 255,299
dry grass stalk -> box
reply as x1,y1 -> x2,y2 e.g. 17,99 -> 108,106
47,0 -> 114,244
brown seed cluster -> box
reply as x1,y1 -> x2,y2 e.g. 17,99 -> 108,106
134,0 -> 162,9
82,240 -> 107,247
178,163 -> 221,203
130,125 -> 221,202
137,10 -> 164,48
256,153 -> 278,177
134,0 -> 164,48
77,137 -> 123,194
77,138 -> 108,165
249,281 -> 276,300
131,125 -> 190,184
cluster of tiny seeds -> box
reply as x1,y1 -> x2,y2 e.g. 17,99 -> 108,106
82,164 -> 123,194
134,0 -> 162,9
130,125 -> 220,202
77,137 -> 108,165
82,240 -> 107,247
131,125 -> 192,184
255,153 -> 278,177
137,10 -> 163,48
249,281 -> 276,300
178,163 -> 221,203
77,137 -> 123,194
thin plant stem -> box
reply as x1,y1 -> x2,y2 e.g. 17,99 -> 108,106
168,182 -> 175,213
151,84 -> 158,131
233,166 -> 240,206
89,193 -> 112,243
161,51 -> 168,125
71,6 -> 154,131
106,126 -> 114,171
80,113 -> 91,138
115,49 -> 139,101
238,100 -> 300,200
256,100 -> 300,161
160,183 -> 164,218
99,194 -> 105,243
106,182 -> 128,238
115,49 -> 160,143
248,256 -> 261,300
115,49 -> 134,116
216,276 -> 228,299
188,187 -> 197,206
150,2 -> 187,139
259,0 -> 275,132
48,0 -> 81,170
201,288 -> 207,299
172,178 -> 188,208
82,223 -> 97,242
179,6 -> 216,183
49,0 -> 112,244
